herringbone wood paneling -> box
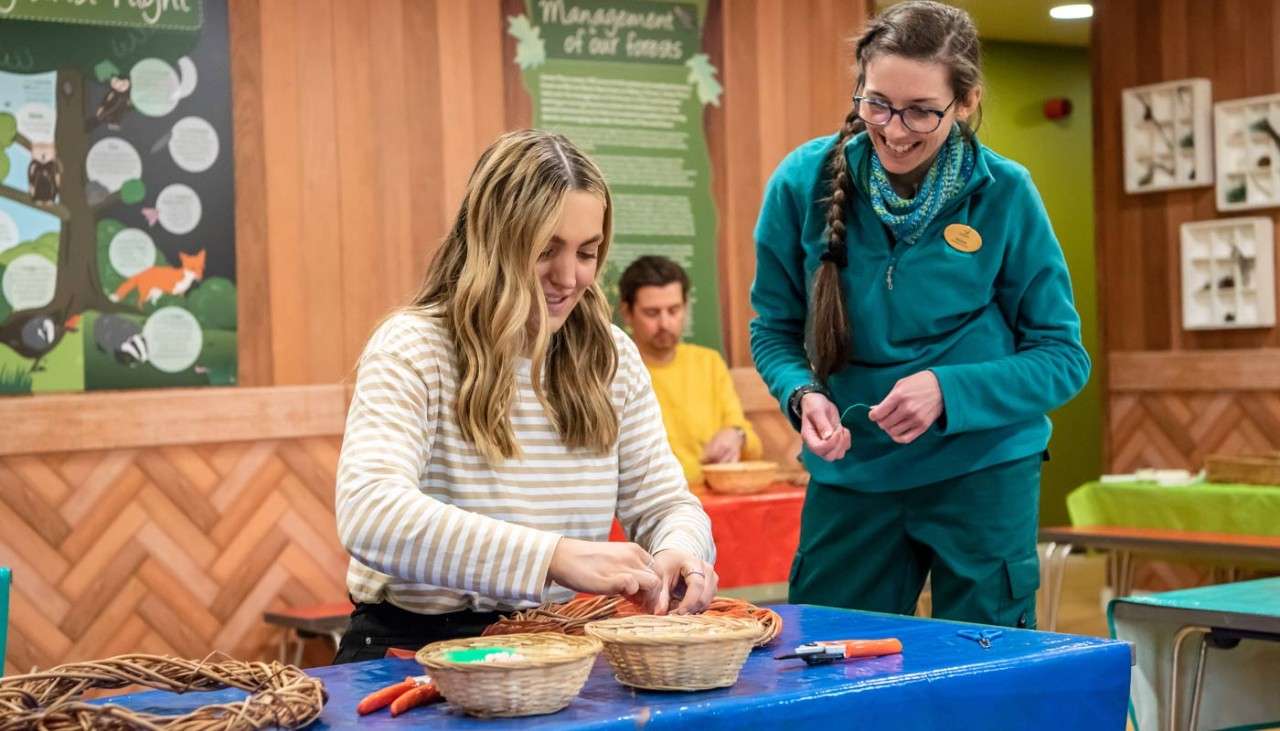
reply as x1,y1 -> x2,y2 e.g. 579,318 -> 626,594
1108,392 -> 1280,473
0,438 -> 348,675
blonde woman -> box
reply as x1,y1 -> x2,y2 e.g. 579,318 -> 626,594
333,130 -> 717,663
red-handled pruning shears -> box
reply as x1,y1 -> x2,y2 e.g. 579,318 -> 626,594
774,638 -> 903,665
356,675 -> 442,716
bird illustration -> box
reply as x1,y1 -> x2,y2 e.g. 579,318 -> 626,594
95,75 -> 132,129
1,314 -> 59,372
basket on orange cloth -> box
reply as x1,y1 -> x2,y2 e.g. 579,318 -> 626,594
483,594 -> 783,647
701,460 -> 778,494
584,615 -> 761,691
415,633 -> 601,718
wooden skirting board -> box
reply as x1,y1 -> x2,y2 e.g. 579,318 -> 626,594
0,385 -> 352,457
1109,349 -> 1280,392
1107,350 -> 1280,472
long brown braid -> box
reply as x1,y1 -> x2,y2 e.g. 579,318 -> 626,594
807,0 -> 983,382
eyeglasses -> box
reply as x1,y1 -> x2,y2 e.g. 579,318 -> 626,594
853,95 -> 957,133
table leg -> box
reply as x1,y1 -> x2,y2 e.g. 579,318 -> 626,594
1168,624 -> 1210,731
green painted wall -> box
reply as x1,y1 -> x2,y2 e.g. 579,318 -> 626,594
978,41 -> 1099,526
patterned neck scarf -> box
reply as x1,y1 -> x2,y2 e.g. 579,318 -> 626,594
868,125 -> 975,247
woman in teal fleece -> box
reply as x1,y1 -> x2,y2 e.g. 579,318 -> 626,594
750,0 -> 1089,628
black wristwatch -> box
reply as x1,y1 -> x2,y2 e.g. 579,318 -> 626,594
788,383 -> 829,418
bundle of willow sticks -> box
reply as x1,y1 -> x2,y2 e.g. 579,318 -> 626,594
482,594 -> 783,647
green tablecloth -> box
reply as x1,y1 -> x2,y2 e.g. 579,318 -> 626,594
1066,480 -> 1280,536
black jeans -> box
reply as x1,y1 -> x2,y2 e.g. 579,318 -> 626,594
332,601 -> 504,664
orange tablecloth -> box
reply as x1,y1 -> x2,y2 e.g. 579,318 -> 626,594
610,482 -> 806,588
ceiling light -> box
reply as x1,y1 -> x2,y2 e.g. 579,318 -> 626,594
1049,4 -> 1093,20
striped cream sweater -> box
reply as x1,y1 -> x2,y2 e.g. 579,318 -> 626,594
336,309 -> 715,614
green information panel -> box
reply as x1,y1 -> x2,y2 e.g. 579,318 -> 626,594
509,0 -> 724,350
0,0 -> 237,395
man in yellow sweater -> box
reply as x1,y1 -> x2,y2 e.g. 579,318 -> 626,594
619,255 -> 763,486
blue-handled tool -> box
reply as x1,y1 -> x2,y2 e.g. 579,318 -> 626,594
956,628 -> 1004,649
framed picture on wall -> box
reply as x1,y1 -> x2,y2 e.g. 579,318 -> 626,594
1180,217 -> 1275,330
1214,93 -> 1280,211
1121,78 -> 1213,194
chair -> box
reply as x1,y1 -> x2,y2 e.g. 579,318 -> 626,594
262,601 -> 352,666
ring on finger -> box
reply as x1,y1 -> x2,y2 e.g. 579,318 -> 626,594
682,569 -> 705,579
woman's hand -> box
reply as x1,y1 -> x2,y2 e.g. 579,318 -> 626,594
868,370 -> 943,444
636,549 -> 718,615
799,392 -> 851,461
547,538 -> 660,597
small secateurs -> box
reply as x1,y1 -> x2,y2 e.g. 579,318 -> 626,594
774,638 -> 903,666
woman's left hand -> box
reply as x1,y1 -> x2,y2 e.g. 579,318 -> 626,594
868,370 -> 943,444
637,549 -> 718,615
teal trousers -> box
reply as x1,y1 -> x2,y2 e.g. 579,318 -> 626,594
789,454 -> 1042,628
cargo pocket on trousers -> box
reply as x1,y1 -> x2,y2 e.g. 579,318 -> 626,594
1003,553 -> 1040,629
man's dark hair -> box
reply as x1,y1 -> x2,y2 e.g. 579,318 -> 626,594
618,255 -> 690,306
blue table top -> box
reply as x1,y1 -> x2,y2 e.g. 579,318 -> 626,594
102,604 -> 1131,730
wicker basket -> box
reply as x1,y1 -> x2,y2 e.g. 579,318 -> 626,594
584,615 -> 761,691
702,460 -> 778,494
415,633 -> 601,717
1205,453 -> 1280,486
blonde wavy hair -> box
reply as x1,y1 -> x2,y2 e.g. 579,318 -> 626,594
411,129 -> 618,461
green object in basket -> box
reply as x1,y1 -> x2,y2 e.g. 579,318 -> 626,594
444,647 -> 521,663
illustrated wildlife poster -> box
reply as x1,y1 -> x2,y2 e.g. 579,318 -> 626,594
0,0 -> 236,394
508,0 -> 723,350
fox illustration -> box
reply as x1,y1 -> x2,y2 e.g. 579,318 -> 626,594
111,249 -> 206,307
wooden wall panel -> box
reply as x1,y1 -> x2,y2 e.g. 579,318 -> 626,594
231,0 -> 504,386
0,436 -> 349,675
714,0 -> 869,365
227,0 -> 272,387
228,0 -> 871,377
1094,1 -> 1280,469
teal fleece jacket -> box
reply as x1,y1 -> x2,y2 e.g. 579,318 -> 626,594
750,131 -> 1090,492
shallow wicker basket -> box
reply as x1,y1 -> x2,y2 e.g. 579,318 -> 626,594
415,633 -> 601,717
584,615 -> 761,691
702,460 -> 778,494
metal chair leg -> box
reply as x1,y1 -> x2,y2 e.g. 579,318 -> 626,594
292,630 -> 305,667
1188,634 -> 1209,731
1116,551 -> 1133,597
1041,542 -> 1073,632
1168,625 -> 1210,731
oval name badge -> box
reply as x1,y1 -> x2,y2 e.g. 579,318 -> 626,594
944,223 -> 982,253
